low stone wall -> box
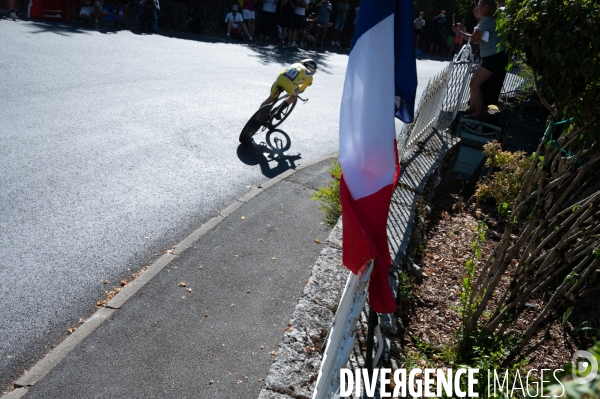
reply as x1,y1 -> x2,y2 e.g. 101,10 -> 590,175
257,128 -> 460,399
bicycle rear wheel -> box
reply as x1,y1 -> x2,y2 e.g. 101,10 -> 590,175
267,95 -> 297,130
239,105 -> 272,143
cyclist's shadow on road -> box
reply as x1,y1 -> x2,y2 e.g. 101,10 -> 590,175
236,129 -> 302,179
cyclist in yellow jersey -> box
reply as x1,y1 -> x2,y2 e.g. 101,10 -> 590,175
260,59 -> 317,108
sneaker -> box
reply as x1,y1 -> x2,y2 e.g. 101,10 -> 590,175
291,41 -> 297,47
10,11 -> 18,18
330,40 -> 334,45
298,42 -> 304,48
93,19 -> 99,28
249,36 -> 253,41
335,41 -> 340,46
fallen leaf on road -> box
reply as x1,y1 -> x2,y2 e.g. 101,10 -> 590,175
269,351 -> 277,356
271,257 -> 276,260
314,239 -> 321,244
231,303 -> 235,307
241,216 -> 246,220
247,289 -> 251,293
186,288 -> 192,292
198,265 -> 203,269
204,314 -> 208,317
178,282 -> 187,287
120,280 -> 128,286
103,280 -> 109,284
209,380 -> 214,385
260,345 -> 264,349
181,296 -> 186,300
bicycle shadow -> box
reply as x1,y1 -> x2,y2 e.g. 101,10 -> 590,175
236,130 -> 302,179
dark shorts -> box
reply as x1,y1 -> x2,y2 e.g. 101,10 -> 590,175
414,27 -> 421,35
292,13 -> 304,30
431,30 -> 443,43
279,12 -> 294,29
481,51 -> 508,74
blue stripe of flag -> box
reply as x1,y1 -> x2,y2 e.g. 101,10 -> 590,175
350,0 -> 417,124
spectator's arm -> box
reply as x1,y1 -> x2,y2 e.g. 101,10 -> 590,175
453,22 -> 484,44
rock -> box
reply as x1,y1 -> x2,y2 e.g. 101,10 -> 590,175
407,259 -> 425,280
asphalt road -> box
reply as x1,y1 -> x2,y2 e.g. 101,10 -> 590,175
0,17 -> 448,392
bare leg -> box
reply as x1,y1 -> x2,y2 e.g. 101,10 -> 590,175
226,20 -> 233,34
468,66 -> 494,118
242,24 -> 251,38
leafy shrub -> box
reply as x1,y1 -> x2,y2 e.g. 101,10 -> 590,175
312,160 -> 342,227
473,141 -> 530,211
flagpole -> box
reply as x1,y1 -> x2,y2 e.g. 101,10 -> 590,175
365,308 -> 378,374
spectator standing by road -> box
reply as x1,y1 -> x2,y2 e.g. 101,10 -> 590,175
243,0 -> 257,38
414,11 -> 425,50
113,0 -> 131,29
169,0 -> 188,32
260,0 -> 278,39
453,0 -> 506,118
278,0 -> 295,46
314,0 -> 332,48
138,0 -> 159,32
428,10 -> 446,56
290,0 -> 308,47
331,0 -> 349,46
226,5 -> 252,40
449,18 -> 465,57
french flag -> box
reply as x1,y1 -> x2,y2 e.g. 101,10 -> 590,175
339,0 -> 417,313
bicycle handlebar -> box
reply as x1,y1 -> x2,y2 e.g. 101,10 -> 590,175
297,96 -> 309,103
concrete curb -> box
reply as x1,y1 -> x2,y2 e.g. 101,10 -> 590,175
2,153 -> 336,399
15,307 -> 116,388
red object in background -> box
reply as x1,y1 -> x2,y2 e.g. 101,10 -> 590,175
28,0 -> 67,19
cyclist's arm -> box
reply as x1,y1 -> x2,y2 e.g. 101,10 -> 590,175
298,75 -> 313,93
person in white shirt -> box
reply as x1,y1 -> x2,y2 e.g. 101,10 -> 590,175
414,11 -> 425,49
225,5 -> 252,40
260,0 -> 278,39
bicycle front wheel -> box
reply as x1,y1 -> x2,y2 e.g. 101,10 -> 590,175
267,95 -> 297,130
239,105 -> 272,143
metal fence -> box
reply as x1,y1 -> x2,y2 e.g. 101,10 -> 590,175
311,43 -> 536,399
397,44 -> 474,160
